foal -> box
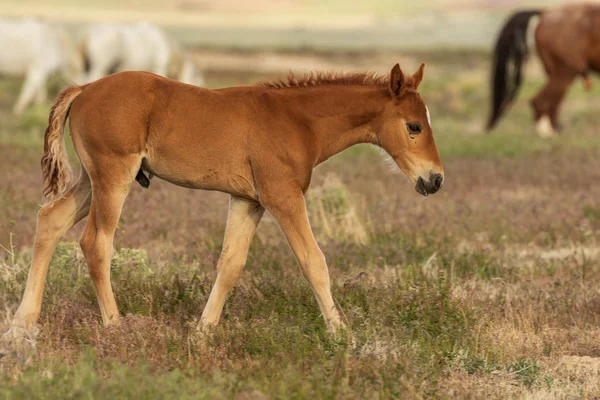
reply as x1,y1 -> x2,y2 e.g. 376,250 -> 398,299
10,63 -> 443,334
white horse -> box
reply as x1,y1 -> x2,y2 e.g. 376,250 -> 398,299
0,18 -> 83,115
81,22 -> 204,86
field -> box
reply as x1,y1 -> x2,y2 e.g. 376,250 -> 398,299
2,2 -> 600,398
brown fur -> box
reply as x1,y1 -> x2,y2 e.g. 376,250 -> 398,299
10,64 -> 443,334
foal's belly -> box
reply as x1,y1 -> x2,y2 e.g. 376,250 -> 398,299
142,144 -> 257,200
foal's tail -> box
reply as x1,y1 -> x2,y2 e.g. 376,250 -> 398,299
487,9 -> 542,131
41,85 -> 85,202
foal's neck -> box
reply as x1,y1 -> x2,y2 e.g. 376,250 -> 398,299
284,85 -> 388,165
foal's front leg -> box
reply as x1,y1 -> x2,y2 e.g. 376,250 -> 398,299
200,196 -> 264,328
263,191 -> 344,332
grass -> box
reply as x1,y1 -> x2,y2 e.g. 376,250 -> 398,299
1,231 -> 600,398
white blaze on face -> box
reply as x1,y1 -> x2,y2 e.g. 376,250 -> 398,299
426,105 -> 431,127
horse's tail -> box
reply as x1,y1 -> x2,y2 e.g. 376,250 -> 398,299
41,85 -> 85,202
487,9 -> 542,130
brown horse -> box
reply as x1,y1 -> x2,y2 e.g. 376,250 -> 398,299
9,63 -> 443,335
487,2 -> 600,136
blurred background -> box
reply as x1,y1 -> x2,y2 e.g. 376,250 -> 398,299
0,0 -> 574,89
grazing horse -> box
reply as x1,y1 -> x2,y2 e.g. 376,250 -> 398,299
0,18 -> 82,115
10,64 -> 443,335
487,3 -> 600,136
80,22 -> 205,86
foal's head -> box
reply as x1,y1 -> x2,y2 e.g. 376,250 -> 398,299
377,63 -> 443,196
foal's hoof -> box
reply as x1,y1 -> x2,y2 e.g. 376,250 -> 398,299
185,321 -> 216,352
4,323 -> 39,340
0,324 -> 39,361
328,323 -> 355,347
196,321 -> 217,339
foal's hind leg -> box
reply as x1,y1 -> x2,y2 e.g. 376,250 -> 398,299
200,196 -> 264,328
11,172 -> 92,330
79,156 -> 139,326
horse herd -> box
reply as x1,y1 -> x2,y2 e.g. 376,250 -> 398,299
4,2 -> 600,339
0,18 -> 204,115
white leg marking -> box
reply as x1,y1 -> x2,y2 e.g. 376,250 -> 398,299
535,116 -> 555,138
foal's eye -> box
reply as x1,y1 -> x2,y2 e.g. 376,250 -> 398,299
406,122 -> 422,135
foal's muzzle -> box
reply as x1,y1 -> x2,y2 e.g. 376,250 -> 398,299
415,173 -> 443,197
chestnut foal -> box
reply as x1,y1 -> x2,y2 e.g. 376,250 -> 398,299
10,63 -> 443,335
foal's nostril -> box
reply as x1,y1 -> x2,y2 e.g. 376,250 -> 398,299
433,173 -> 443,190
415,177 -> 427,196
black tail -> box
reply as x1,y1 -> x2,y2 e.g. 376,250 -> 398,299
487,10 -> 542,130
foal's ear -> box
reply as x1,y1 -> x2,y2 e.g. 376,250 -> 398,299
389,63 -> 405,97
412,63 -> 425,90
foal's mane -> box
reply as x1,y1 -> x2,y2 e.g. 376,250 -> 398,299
258,71 -> 389,89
